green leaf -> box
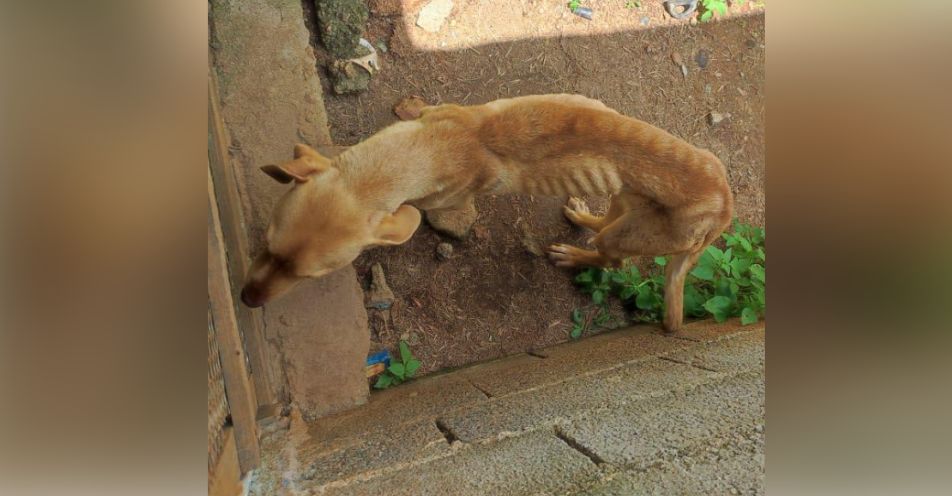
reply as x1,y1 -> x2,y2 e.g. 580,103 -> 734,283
405,359 -> 421,377
739,237 -> 752,252
714,3 -> 728,15
654,256 -> 668,267
572,308 -> 584,324
723,248 -> 733,263
399,341 -> 413,363
374,374 -> 393,389
635,287 -> 661,310
697,249 -> 716,268
592,289 -> 605,305
611,272 -> 627,284
700,10 -> 713,22
730,258 -> 752,277
570,324 -> 583,339
598,270 -> 611,285
704,295 -> 731,312
755,248 -> 765,261
683,285 -> 706,317
703,295 -> 732,322
749,264 -> 765,283
619,286 -> 637,300
715,279 -> 733,298
388,363 -> 406,379
706,246 -> 724,263
691,265 -> 715,281
574,271 -> 593,284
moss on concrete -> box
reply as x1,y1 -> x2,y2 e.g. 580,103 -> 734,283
328,60 -> 372,94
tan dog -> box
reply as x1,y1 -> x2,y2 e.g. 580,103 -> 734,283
241,94 -> 732,331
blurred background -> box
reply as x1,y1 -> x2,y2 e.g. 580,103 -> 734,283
0,0 -> 950,494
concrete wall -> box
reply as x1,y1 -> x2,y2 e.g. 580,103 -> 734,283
210,0 -> 370,419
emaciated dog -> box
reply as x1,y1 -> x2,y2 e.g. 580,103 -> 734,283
240,94 -> 733,331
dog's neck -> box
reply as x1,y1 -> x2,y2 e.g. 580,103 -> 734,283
331,121 -> 442,212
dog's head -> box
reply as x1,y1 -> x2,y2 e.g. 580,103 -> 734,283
240,144 -> 421,307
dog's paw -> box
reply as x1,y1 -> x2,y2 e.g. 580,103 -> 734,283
563,197 -> 592,225
547,243 -> 584,268
565,197 -> 591,215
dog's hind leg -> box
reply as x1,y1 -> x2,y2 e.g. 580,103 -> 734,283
662,249 -> 704,332
588,196 -> 714,332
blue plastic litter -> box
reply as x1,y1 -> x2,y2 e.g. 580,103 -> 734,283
366,350 -> 391,367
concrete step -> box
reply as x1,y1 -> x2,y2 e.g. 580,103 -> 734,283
251,320 -> 765,495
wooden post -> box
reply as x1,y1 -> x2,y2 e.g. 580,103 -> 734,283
208,70 -> 277,408
208,166 -> 260,473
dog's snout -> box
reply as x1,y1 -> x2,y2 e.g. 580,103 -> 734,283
240,285 -> 265,308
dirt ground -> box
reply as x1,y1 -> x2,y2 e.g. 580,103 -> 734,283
303,1 -> 766,376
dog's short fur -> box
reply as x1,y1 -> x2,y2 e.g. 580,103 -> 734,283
241,94 -> 732,331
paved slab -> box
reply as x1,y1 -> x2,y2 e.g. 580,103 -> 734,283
663,327 -> 765,372
578,425 -> 765,495
559,370 -> 765,468
320,431 -> 601,496
668,317 -> 765,342
457,326 -> 690,397
298,418 -> 450,487
441,358 -> 713,442
306,372 -> 487,449
248,322 -> 766,495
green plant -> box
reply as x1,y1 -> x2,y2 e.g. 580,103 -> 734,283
569,306 -> 615,339
699,0 -> 729,22
688,220 -> 766,323
572,220 -> 766,329
568,0 -> 582,11
624,0 -> 641,9
373,340 -> 422,389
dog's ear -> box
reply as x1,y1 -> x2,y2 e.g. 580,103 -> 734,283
370,205 -> 422,245
260,145 -> 332,184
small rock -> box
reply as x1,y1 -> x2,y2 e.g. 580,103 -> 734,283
426,204 -> 477,239
704,83 -> 712,94
707,111 -> 731,126
416,0 -> 454,33
639,16 -> 650,27
671,52 -> 687,77
690,17 -> 698,26
366,263 -> 395,309
436,242 -> 454,260
522,234 -> 544,257
695,49 -> 709,69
